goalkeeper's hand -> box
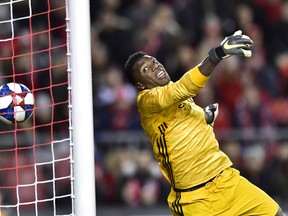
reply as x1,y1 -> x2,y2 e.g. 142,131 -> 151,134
204,103 -> 219,127
208,30 -> 253,65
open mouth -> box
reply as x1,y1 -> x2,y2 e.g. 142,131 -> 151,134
156,70 -> 166,79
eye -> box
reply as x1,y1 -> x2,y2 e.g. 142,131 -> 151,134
153,58 -> 158,64
143,67 -> 148,73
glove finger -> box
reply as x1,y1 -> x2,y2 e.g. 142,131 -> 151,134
233,30 -> 242,36
224,43 -> 250,50
241,44 -> 252,50
241,34 -> 253,41
233,37 -> 253,46
240,48 -> 252,57
241,35 -> 253,45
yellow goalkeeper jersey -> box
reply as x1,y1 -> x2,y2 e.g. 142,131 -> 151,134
137,66 -> 232,190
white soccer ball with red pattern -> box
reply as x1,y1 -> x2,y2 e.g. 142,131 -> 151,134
0,82 -> 34,124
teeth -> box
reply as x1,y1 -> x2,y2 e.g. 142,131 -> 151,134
157,70 -> 164,78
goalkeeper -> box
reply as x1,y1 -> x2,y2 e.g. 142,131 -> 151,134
124,30 -> 284,215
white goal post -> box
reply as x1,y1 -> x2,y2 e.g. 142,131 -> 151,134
68,0 -> 96,215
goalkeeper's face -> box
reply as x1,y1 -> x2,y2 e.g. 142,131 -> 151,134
134,55 -> 170,90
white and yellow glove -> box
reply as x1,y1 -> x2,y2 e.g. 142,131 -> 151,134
208,30 -> 253,65
204,103 -> 219,127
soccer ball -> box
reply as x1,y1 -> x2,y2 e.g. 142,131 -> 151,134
0,82 -> 34,124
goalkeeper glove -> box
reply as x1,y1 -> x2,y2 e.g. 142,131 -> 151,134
204,103 -> 219,127
208,30 -> 253,65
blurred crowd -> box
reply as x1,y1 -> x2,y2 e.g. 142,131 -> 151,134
92,0 -> 288,210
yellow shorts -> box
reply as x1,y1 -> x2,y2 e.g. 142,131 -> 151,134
168,167 -> 279,216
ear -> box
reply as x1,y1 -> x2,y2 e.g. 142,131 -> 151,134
135,82 -> 145,91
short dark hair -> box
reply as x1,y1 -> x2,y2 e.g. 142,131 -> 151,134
124,51 -> 147,85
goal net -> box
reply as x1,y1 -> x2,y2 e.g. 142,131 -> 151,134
0,0 -> 75,215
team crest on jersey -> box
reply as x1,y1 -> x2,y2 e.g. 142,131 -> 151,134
178,98 -> 194,110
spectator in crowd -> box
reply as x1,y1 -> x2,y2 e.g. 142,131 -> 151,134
234,84 -> 277,142
95,66 -> 139,130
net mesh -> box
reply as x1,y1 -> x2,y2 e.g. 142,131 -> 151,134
0,0 -> 73,215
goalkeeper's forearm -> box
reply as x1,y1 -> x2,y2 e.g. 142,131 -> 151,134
198,56 -> 217,77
